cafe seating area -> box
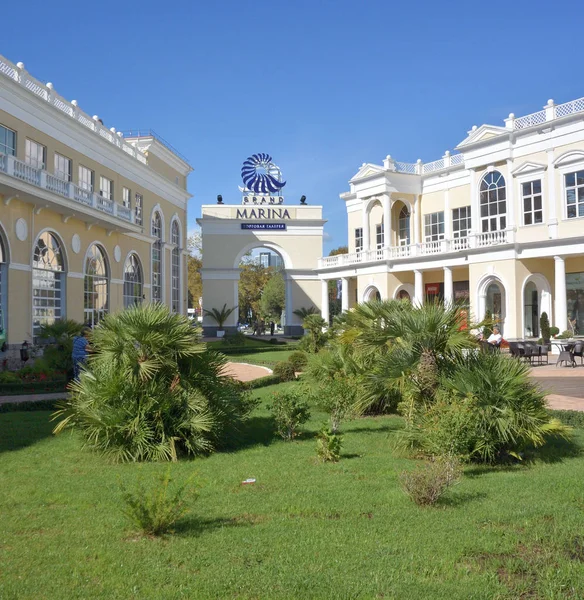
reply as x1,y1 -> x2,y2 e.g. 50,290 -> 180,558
508,341 -> 550,365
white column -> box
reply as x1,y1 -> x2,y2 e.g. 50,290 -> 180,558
547,149 -> 558,239
469,168 -> 478,233
444,188 -> 451,241
413,195 -> 420,245
443,267 -> 453,305
506,159 -> 515,231
382,194 -> 392,247
362,203 -> 370,251
321,279 -> 330,324
414,270 -> 424,306
341,277 -> 350,312
285,275 -> 293,328
554,256 -> 567,331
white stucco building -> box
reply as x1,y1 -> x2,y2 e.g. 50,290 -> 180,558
316,97 -> 584,340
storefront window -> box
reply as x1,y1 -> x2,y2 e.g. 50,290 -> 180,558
567,273 -> 584,335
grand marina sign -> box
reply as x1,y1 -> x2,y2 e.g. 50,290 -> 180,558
236,207 -> 291,220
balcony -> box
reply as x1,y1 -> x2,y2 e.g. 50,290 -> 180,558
0,152 -> 137,229
317,229 -> 515,269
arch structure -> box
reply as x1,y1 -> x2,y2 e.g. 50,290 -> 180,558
197,200 -> 325,336
476,274 -> 509,336
521,273 -> 552,338
363,285 -> 382,302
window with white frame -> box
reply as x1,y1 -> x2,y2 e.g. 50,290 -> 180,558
522,180 -> 543,225
479,171 -> 506,232
355,228 -> 363,251
25,139 -> 46,170
0,124 -> 16,156
171,221 -> 181,313
99,176 -> 113,200
152,212 -> 163,302
32,232 -> 65,337
135,193 -> 143,226
79,165 -> 94,191
122,187 -> 131,209
452,206 -> 471,238
398,207 -> 410,245
376,223 -> 384,248
424,211 -> 445,242
84,244 -> 109,327
123,254 -> 143,308
565,170 -> 584,219
54,153 -> 72,182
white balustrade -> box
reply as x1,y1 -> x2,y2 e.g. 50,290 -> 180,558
46,173 -> 69,197
13,157 -> 41,185
394,161 -> 417,174
452,236 -> 469,251
513,110 -> 547,130
555,97 -> 584,118
73,184 -> 94,207
96,194 -> 114,214
450,154 -> 464,166
419,240 -> 442,254
476,230 -> 508,247
116,204 -> 133,222
422,158 -> 444,174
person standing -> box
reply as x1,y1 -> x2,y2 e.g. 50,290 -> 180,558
72,327 -> 91,381
270,321 -> 275,336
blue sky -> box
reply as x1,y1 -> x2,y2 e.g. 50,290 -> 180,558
2,0 -> 583,254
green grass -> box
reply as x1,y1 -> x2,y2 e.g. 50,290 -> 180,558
228,350 -> 296,367
2,384 -> 584,599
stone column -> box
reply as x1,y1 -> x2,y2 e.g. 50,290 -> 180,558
413,195 -> 420,245
506,159 -> 515,232
414,270 -> 424,306
341,277 -> 350,312
362,203 -> 370,251
443,266 -> 453,305
382,194 -> 392,247
321,279 -> 330,325
285,275 -> 293,329
554,256 -> 567,331
547,149 -> 558,239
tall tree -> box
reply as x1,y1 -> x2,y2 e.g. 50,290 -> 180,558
187,232 -> 203,311
238,255 -> 273,322
260,272 -> 285,322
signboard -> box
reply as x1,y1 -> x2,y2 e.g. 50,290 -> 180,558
241,223 -> 287,231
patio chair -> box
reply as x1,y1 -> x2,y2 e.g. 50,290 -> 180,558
508,341 -> 523,359
523,341 -> 548,366
572,342 -> 584,366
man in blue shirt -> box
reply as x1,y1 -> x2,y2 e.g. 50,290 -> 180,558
72,327 -> 91,380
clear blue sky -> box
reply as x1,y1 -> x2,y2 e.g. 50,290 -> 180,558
2,0 -> 582,254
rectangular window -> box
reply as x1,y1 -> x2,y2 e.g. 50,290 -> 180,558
355,228 -> 363,251
25,139 -> 46,169
135,193 -> 143,226
522,180 -> 543,225
376,223 -> 384,248
452,206 -> 471,238
79,165 -> 94,191
0,124 -> 16,156
424,211 -> 445,242
99,176 -> 113,200
565,170 -> 584,219
122,187 -> 131,209
54,153 -> 72,182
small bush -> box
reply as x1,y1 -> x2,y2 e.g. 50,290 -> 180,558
550,326 -> 560,337
240,374 -> 282,390
0,371 -> 20,384
399,457 -> 462,506
222,331 -> 247,346
273,361 -> 297,382
548,409 -> 584,429
556,330 -> 573,339
316,427 -> 342,462
267,390 -> 310,440
287,351 -> 308,372
121,470 -> 196,536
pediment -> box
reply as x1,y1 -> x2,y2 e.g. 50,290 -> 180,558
511,161 -> 547,177
456,124 -> 509,148
553,150 -> 584,168
350,163 -> 386,182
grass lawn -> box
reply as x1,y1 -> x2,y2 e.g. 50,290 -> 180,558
229,350 -> 296,367
2,383 -> 584,599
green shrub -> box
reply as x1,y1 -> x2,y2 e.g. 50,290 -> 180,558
0,399 -> 59,413
316,427 -> 342,462
287,350 -> 308,372
121,470 -> 196,536
0,371 -> 20,384
222,331 -> 247,346
273,361 -> 296,382
267,390 -> 310,440
540,312 -> 551,343
53,304 -> 254,462
548,410 -> 584,429
399,457 -> 462,506
550,326 -> 560,337
301,314 -> 328,353
307,377 -> 357,433
556,330 -> 573,339
240,374 -> 282,390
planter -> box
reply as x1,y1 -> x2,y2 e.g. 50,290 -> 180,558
216,330 -> 225,338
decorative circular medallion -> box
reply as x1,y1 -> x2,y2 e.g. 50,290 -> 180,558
71,234 -> 81,254
241,153 -> 286,194
114,245 -> 121,263
15,218 -> 28,241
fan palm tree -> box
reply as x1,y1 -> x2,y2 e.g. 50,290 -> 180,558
203,304 -> 237,329
292,306 -> 319,319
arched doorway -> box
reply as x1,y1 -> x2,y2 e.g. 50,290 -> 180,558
84,244 -> 109,327
363,285 -> 382,302
394,283 -> 414,301
477,276 -> 507,335
522,274 -> 552,339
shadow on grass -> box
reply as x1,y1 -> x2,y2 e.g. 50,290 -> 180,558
345,423 -> 402,435
341,453 -> 362,460
173,515 -> 250,537
439,490 -> 488,507
0,411 -> 54,454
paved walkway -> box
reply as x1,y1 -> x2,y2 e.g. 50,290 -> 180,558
529,361 -> 584,411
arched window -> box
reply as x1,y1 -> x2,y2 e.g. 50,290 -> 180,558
123,254 -> 143,308
32,231 -> 65,337
171,220 -> 181,312
398,207 -> 410,246
151,212 -> 163,302
480,171 -> 506,232
84,244 -> 109,327
0,229 -> 7,344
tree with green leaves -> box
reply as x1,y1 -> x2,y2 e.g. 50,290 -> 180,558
238,255 -> 273,323
259,272 -> 285,323
204,304 -> 237,329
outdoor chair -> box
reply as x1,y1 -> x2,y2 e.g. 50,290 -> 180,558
508,341 -> 523,360
523,341 -> 548,366
572,342 -> 584,366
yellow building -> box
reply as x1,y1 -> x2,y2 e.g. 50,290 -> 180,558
0,55 -> 192,359
317,97 -> 584,341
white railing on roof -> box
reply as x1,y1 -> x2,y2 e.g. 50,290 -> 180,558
0,152 -> 134,224
422,158 -> 445,174
394,161 -> 417,174
555,97 -> 584,118
0,55 -> 149,167
450,153 -> 464,166
513,110 -> 546,130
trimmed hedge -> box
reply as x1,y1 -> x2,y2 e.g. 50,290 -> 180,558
240,374 -> 283,390
0,399 -> 60,413
548,409 -> 584,429
0,380 -> 68,396
217,346 -> 296,356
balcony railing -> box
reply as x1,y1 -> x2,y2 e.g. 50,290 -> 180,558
0,152 -> 135,224
317,229 -> 515,268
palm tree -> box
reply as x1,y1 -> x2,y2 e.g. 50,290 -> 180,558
292,306 -> 319,319
203,304 -> 237,329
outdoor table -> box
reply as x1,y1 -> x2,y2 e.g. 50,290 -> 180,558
552,341 -> 576,367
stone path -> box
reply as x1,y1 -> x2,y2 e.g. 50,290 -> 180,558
0,362 -> 273,405
530,361 -> 584,411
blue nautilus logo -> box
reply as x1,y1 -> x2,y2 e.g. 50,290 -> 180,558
241,153 -> 286,194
